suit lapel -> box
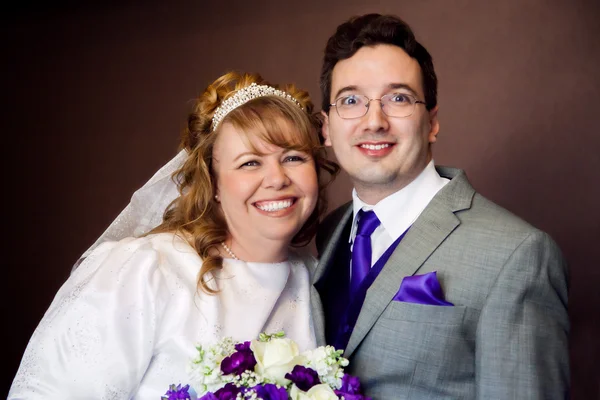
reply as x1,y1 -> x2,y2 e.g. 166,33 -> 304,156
344,168 -> 475,357
312,205 -> 353,285
311,204 -> 353,346
309,286 -> 327,346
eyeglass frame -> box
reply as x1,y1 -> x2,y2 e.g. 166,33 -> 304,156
329,93 -> 428,119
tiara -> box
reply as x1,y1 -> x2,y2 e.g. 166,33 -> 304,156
211,83 -> 304,131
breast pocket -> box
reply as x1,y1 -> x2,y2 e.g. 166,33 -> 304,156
368,301 -> 474,373
382,301 -> 467,324
350,301 -> 476,398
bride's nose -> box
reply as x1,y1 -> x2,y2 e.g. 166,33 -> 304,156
262,161 -> 291,190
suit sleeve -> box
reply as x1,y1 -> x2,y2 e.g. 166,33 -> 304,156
475,230 -> 570,399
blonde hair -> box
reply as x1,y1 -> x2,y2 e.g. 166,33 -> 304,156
150,71 -> 338,293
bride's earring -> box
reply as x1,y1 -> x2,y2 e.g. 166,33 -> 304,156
214,194 -> 220,202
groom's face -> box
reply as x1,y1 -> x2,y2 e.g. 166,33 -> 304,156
321,44 -> 440,203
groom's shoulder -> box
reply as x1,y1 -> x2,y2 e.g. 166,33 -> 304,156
439,167 -> 556,248
438,165 -> 535,231
316,201 -> 352,253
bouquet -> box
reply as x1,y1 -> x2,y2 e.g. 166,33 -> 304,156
162,332 -> 370,400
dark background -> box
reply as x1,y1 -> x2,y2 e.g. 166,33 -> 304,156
3,0 -> 599,397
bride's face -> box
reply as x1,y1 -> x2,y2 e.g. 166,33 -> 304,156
212,120 -> 318,255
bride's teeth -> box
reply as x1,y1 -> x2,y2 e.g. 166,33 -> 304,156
257,199 -> 293,212
361,143 -> 390,150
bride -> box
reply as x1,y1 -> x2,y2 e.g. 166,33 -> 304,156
9,72 -> 338,399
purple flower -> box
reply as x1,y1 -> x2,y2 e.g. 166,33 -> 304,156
334,374 -> 372,400
252,383 -> 288,400
162,384 -> 191,400
199,383 -> 241,400
215,383 -> 242,400
198,394 -> 218,400
285,365 -> 321,391
220,342 -> 257,375
340,374 -> 362,394
235,341 -> 252,352
333,393 -> 372,400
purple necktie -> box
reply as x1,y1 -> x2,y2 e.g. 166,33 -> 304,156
350,210 -> 381,296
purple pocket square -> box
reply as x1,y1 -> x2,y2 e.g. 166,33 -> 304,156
393,271 -> 453,306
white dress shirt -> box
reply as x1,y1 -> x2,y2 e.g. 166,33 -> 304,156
350,160 -> 449,266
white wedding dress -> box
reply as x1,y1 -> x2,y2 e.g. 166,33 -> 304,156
9,233 -> 317,399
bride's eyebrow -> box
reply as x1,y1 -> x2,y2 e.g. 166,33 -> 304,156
233,151 -> 262,162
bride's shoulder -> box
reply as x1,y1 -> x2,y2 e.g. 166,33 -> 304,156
77,232 -> 199,280
92,232 -> 193,255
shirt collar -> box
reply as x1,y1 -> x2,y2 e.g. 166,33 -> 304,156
350,160 -> 449,242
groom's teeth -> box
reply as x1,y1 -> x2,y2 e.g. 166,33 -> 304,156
256,199 -> 293,212
361,143 -> 390,150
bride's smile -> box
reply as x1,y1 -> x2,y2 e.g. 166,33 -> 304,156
212,119 -> 318,262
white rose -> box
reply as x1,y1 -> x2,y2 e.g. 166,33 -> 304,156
290,385 -> 312,400
251,337 -> 304,385
290,383 -> 339,400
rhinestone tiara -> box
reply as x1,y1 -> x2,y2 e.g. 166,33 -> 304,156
210,83 -> 304,131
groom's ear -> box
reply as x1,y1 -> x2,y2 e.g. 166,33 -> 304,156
427,105 -> 440,144
321,110 -> 332,147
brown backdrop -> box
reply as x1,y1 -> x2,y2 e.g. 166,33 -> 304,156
3,0 -> 599,397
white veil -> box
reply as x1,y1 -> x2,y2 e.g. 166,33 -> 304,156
78,149 -> 187,262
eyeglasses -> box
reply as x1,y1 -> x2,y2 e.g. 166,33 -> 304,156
329,93 -> 427,119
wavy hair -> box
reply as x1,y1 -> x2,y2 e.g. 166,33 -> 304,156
150,72 -> 338,293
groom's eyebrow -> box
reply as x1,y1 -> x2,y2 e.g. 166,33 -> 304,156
388,83 -> 419,97
332,85 -> 359,100
332,83 -> 419,100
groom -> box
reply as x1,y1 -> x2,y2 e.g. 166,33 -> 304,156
311,14 -> 569,399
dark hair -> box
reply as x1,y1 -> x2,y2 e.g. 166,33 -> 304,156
320,14 -> 438,112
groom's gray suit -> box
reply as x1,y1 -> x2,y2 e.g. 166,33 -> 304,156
311,167 -> 569,399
